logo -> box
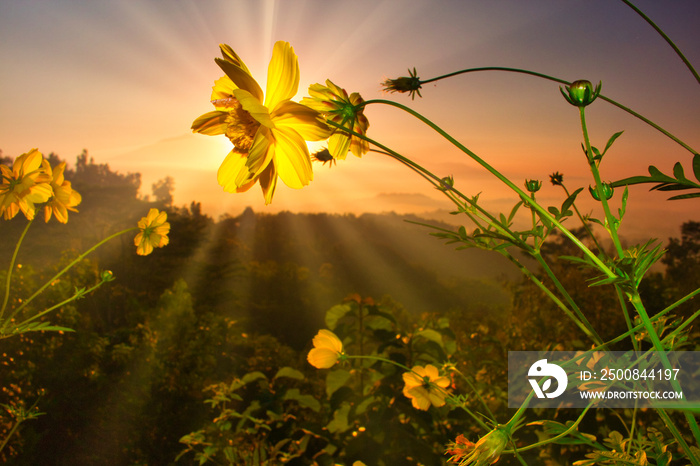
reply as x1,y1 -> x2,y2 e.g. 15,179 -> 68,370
528,359 -> 568,399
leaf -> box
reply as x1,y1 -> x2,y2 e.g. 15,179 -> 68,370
283,388 -> 320,412
274,367 -> 304,381
326,402 -> 351,434
325,304 -> 353,330
326,369 -> 352,398
602,131 -> 624,155
562,188 -> 583,213
241,371 -> 267,385
415,329 -> 444,350
673,162 -> 688,182
693,154 -> 700,182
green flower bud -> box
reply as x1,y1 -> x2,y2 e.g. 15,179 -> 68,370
525,179 -> 542,193
589,182 -> 614,201
560,80 -> 601,107
101,270 -> 115,282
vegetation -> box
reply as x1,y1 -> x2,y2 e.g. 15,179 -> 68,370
0,152 -> 698,465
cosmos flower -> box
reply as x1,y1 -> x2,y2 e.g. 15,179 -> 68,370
307,329 -> 344,369
0,149 -> 53,221
402,364 -> 451,410
44,162 -> 82,223
191,41 -> 331,204
134,208 -> 170,256
301,80 -> 369,160
446,429 -> 509,465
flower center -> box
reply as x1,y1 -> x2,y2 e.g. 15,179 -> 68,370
222,98 -> 261,152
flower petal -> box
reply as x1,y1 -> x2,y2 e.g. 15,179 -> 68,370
272,126 -> 313,189
218,149 -> 256,192
272,101 -> 331,141
191,110 -> 230,135
215,57 -> 264,102
245,126 -> 275,178
307,348 -> 339,369
264,41 -> 299,110
233,89 -> 275,129
259,163 -> 278,205
328,132 -> 351,160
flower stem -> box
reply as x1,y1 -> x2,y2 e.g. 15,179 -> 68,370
3,227 -> 137,325
361,99 -> 617,279
579,106 -> 624,257
415,67 -> 698,155
619,0 -> 700,86
0,218 -> 34,321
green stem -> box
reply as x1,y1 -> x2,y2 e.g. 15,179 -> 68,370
560,183 -> 604,254
505,404 -> 593,453
452,368 -> 497,423
1,219 -> 34,320
615,285 -> 639,352
360,100 -> 617,279
0,415 -> 21,456
628,292 -> 700,451
533,252 -> 603,344
3,227 -> 137,324
619,0 -> 700,86
579,106 -> 625,257
657,408 -> 700,465
4,279 -> 105,336
504,252 -> 602,345
416,67 -> 698,155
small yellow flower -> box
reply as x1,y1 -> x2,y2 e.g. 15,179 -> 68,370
0,149 -> 53,221
402,364 -> 451,410
44,162 -> 82,223
134,208 -> 170,256
307,329 -> 344,369
192,42 -> 331,204
301,80 -> 369,160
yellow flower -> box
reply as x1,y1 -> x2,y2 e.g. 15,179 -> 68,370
44,162 -> 82,223
0,149 -> 53,221
301,80 -> 369,160
134,208 -> 170,256
402,364 -> 451,410
191,42 -> 331,204
307,329 -> 344,369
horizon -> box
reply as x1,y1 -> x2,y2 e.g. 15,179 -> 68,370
2,0 -> 699,242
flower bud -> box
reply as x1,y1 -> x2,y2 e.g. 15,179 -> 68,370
525,179 -> 542,193
549,172 -> 564,186
589,182 -> 614,201
382,67 -> 422,100
560,80 -> 601,107
100,270 -> 115,282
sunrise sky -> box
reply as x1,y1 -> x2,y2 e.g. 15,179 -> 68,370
1,0 -> 699,241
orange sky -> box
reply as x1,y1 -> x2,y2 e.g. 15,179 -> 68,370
1,0 -> 699,241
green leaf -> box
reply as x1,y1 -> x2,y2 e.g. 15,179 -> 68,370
602,131 -> 624,155
326,369 -> 352,398
673,162 -> 687,181
415,329 -> 445,349
693,154 -> 700,182
274,367 -> 304,381
283,388 -> 321,412
326,403 -> 351,434
241,371 -> 267,385
325,304 -> 353,330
